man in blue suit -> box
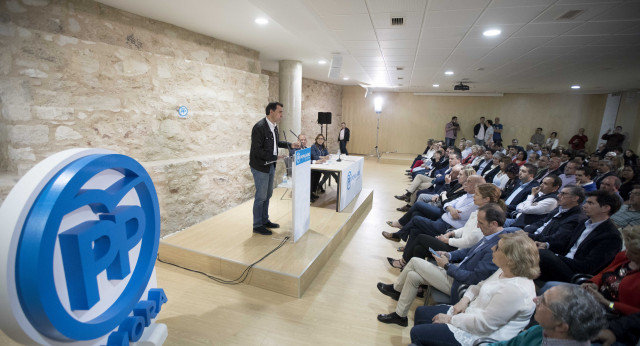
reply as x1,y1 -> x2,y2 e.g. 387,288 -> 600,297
376,203 -> 506,327
504,163 -> 539,216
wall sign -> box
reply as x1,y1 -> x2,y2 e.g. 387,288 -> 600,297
0,148 -> 168,345
177,106 -> 188,118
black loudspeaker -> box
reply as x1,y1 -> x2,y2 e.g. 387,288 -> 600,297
317,112 -> 332,125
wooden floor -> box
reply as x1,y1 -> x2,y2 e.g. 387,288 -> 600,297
379,152 -> 416,166
0,157 -> 420,345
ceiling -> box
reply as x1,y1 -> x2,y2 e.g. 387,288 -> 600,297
96,0 -> 640,94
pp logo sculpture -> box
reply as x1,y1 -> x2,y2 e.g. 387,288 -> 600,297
0,148 -> 167,345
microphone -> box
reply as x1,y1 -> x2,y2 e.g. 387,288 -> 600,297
282,130 -> 292,155
289,130 -> 300,141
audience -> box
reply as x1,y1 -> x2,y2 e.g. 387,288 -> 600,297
619,165 -> 639,201
410,231 -> 539,345
611,185 -> 640,229
509,175 -> 560,227
575,166 -> 597,192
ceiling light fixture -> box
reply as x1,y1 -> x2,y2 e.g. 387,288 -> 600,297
483,29 -> 501,37
255,18 -> 269,25
571,85 -> 581,89
433,84 -> 439,87
445,71 -> 454,75
318,60 -> 327,65
343,77 -> 349,80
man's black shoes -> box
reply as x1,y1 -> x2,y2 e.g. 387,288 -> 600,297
253,226 -> 272,235
377,312 -> 408,327
264,221 -> 280,229
377,282 -> 401,301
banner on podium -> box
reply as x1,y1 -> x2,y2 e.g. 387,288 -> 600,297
292,148 -> 311,242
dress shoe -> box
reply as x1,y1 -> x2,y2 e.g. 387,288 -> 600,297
382,231 -> 400,242
377,312 -> 408,327
396,205 -> 410,212
394,194 -> 409,201
264,221 -> 280,229
253,226 -> 272,235
377,282 -> 401,301
318,186 -> 326,193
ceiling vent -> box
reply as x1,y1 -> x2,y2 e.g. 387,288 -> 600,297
556,9 -> 584,20
396,67 -> 404,71
328,54 -> 342,79
391,17 -> 404,26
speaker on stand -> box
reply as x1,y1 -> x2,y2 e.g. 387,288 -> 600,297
317,112 -> 332,144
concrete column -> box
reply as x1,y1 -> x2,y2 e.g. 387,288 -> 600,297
597,93 -> 622,148
278,60 -> 302,138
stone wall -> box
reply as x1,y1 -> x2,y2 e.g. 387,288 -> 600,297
0,0 -> 268,236
262,70 -> 343,153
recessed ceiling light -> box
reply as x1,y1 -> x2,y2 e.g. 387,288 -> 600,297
343,77 -> 349,80
433,84 -> 440,87
318,60 -> 327,65
571,85 -> 581,89
483,29 -> 501,37
445,71 -> 454,75
255,18 -> 269,25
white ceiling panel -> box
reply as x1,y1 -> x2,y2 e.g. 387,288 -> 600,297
349,48 -> 383,56
457,36 -> 507,49
375,28 -> 421,40
383,56 -> 417,63
512,22 -> 582,37
370,11 -> 424,29
489,0 -> 556,7
355,55 -> 385,62
498,36 -> 555,51
342,40 -> 380,49
332,29 -> 377,40
321,14 -> 373,30
420,26 -> 469,40
476,6 -> 549,25
428,0 -> 491,12
306,0 -> 367,16
415,46 -> 455,57
589,34 -> 640,46
366,0 -> 427,13
423,9 -> 484,28
534,3 -> 616,23
379,40 -> 418,49
545,35 -> 605,46
617,22 -> 640,35
382,48 -> 417,56
565,20 -> 640,36
530,45 -> 578,55
593,2 -> 640,21
418,38 -> 461,49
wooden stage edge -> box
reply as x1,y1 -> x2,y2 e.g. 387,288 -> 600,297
158,187 -> 373,298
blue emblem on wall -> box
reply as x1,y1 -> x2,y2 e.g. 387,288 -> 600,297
177,106 -> 188,118
14,153 -> 162,341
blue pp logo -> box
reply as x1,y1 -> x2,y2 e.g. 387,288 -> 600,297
2,150 -> 164,343
347,171 -> 352,190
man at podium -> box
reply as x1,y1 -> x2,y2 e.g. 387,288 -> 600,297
249,102 -> 298,235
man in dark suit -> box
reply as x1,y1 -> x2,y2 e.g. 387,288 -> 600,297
510,175 -> 561,227
504,163 -> 539,214
537,190 -> 622,282
526,184 -> 587,250
376,203 -> 505,326
249,102 -> 298,235
338,122 -> 350,155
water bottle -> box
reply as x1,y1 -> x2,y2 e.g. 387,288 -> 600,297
282,173 -> 288,185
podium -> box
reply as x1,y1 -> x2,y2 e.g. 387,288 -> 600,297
290,147 -> 311,242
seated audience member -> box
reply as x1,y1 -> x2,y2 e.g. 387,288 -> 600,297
546,132 -> 559,150
527,152 -> 539,166
409,232 -> 539,345
600,175 -> 624,203
514,150 -> 527,166
511,138 -> 524,153
509,175 -> 560,228
538,190 -> 622,283
537,156 -> 563,184
540,146 -> 550,157
411,149 -> 447,177
558,160 -> 578,189
396,154 -> 460,203
582,225 -> 640,316
376,204 -> 507,327
488,285 -> 606,346
387,184 -> 504,269
624,149 -> 639,167
526,185 -> 587,249
619,165 -> 639,201
532,155 -> 549,180
568,128 -> 589,150
503,163 -> 539,214
310,134 -> 330,202
382,176 -> 484,248
611,185 -> 640,229
482,152 -> 503,183
594,159 -> 615,189
500,163 -> 521,198
473,149 -> 495,177
575,166 -> 597,192
409,166 -> 474,212
592,312 -> 640,346
461,140 -> 473,159
558,149 -> 574,173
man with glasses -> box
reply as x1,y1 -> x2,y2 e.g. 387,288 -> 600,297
611,185 -> 640,228
492,285 -> 606,345
524,185 -> 587,251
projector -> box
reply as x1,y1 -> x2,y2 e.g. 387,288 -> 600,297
454,83 -> 470,91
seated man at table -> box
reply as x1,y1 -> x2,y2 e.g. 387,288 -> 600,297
538,190 -> 622,283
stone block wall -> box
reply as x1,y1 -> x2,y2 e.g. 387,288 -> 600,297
0,0 -> 268,236
262,70 -> 343,153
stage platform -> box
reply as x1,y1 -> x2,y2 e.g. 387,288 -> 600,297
158,186 -> 373,298
379,152 -> 415,165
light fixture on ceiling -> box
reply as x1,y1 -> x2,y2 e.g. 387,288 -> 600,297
483,29 -> 501,37
571,85 -> 581,89
343,77 -> 349,80
445,71 -> 454,75
318,60 -> 327,65
433,84 -> 440,87
254,18 -> 269,25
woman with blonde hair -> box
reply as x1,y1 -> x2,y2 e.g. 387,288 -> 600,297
410,231 -> 540,346
387,183 -> 505,269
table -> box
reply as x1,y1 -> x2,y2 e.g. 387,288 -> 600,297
311,155 -> 364,212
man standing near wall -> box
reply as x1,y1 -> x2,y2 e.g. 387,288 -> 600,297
473,116 -> 486,146
444,116 -> 460,147
338,122 -> 350,155
249,102 -> 298,235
